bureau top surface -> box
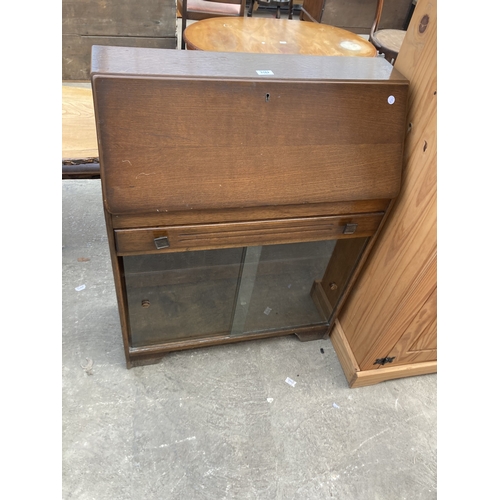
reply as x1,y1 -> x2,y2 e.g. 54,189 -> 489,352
91,45 -> 407,83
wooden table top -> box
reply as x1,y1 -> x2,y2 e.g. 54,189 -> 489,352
183,17 -> 377,57
62,85 -> 98,161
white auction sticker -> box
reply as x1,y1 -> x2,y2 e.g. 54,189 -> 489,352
256,70 -> 274,76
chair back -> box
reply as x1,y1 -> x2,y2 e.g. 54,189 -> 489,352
369,0 -> 385,40
369,0 -> 407,64
300,0 -> 326,23
180,0 -> 246,49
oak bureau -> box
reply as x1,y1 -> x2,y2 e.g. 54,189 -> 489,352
91,46 -> 408,368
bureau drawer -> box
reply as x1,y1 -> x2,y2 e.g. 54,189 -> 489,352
114,213 -> 384,255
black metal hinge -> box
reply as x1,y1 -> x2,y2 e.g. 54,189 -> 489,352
374,357 -> 396,366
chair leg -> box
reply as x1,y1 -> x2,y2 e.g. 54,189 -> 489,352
181,16 -> 186,49
383,49 -> 398,65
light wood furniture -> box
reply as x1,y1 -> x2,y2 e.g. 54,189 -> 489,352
369,0 -> 407,63
179,0 -> 246,50
62,86 -> 98,160
62,85 -> 100,178
331,0 -> 436,387
91,46 -> 408,369
183,17 -> 377,55
62,0 -> 177,80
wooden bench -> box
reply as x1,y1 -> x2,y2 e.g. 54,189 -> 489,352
62,85 -> 100,179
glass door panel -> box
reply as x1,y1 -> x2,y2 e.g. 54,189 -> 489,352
231,240 -> 336,336
123,238 -> 367,347
124,248 -> 244,347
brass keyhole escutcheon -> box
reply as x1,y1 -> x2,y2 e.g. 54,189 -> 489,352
329,282 -> 338,291
141,300 -> 151,308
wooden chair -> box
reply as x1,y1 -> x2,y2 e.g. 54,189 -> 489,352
299,0 -> 325,23
369,0 -> 406,64
248,0 -> 294,20
179,0 -> 246,49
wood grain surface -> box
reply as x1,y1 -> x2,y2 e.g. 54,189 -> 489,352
183,17 -> 377,56
62,0 -> 177,79
90,45 -> 403,80
91,49 -> 408,215
335,0 -> 437,372
62,0 -> 177,37
62,86 -> 98,160
331,320 -> 437,388
63,35 -> 177,80
373,29 -> 406,53
114,214 -> 382,255
322,0 -> 413,35
90,45 -> 410,367
110,199 -> 391,229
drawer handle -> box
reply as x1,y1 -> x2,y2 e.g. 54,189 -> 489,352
343,223 -> 358,235
154,236 -> 170,249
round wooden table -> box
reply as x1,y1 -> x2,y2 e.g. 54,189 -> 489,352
183,17 -> 377,57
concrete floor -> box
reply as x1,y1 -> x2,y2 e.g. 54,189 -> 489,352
62,180 -> 437,499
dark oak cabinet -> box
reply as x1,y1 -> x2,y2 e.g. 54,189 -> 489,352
91,46 -> 408,368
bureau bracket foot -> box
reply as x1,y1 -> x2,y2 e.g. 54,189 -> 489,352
127,354 -> 165,369
294,330 -> 328,342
